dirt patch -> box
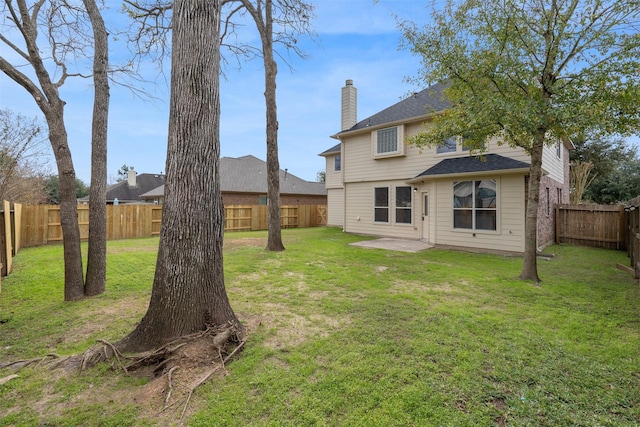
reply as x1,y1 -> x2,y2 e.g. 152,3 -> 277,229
224,237 -> 267,251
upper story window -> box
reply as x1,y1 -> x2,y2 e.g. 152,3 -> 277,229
372,126 -> 406,159
334,154 -> 341,171
438,136 -> 486,154
436,136 -> 457,154
556,140 -> 562,159
377,127 -> 397,153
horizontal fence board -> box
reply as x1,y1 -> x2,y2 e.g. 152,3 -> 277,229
20,204 -> 327,248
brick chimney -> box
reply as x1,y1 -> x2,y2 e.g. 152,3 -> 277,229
127,167 -> 137,187
341,79 -> 357,131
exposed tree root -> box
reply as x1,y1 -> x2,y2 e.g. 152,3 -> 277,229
0,353 -> 60,370
0,323 -> 246,423
177,337 -> 246,421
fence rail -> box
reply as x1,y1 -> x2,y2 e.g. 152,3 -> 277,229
20,204 -> 327,248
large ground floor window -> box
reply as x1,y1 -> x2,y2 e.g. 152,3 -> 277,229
453,179 -> 497,230
374,186 -> 413,224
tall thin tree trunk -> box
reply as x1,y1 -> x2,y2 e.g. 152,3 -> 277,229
520,133 -> 545,283
83,0 -> 109,297
264,0 -> 285,251
2,1 -> 86,301
47,110 -> 85,301
119,0 -> 242,352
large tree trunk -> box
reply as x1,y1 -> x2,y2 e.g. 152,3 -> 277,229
263,0 -> 285,252
83,0 -> 109,297
119,0 -> 242,352
520,133 -> 545,283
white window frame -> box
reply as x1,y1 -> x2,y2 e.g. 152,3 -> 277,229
437,136 -> 486,155
453,179 -> 498,231
395,186 -> 413,225
372,125 -> 406,159
334,154 -> 341,172
374,187 -> 389,223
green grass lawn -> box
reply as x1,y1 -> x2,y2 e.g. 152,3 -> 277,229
1,227 -> 639,426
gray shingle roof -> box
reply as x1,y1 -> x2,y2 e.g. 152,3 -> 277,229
343,81 -> 451,134
221,155 -> 325,195
414,154 -> 530,178
141,155 -> 326,198
321,82 -> 450,154
319,143 -> 341,156
78,173 -> 165,203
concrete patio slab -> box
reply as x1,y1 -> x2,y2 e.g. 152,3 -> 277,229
349,238 -> 433,253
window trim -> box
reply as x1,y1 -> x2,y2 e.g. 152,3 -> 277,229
372,125 -> 406,159
334,154 -> 341,172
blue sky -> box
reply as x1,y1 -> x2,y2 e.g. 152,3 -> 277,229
0,0 -> 431,184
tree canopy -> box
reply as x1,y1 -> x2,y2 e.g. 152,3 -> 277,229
570,135 -> 638,203
401,0 -> 640,282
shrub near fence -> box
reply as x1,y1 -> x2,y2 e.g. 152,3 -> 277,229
20,204 -> 327,248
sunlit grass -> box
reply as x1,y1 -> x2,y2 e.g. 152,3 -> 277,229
1,227 -> 638,426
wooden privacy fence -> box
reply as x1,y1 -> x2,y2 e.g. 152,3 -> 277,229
0,201 -> 22,284
20,204 -> 327,248
556,201 -> 640,279
555,204 -> 626,250
624,196 -> 640,279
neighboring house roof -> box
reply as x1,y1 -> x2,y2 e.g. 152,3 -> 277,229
140,155 -> 326,199
79,173 -> 166,203
336,81 -> 450,137
106,173 -> 165,202
411,154 -> 530,181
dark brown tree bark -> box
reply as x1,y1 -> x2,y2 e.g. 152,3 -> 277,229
119,0 -> 242,352
83,0 -> 109,296
520,133 -> 545,283
236,0 -> 285,251
0,0 -> 85,301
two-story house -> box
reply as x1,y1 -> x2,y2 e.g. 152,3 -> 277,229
319,80 -> 571,254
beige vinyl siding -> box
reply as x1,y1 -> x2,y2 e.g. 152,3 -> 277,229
326,188 -> 344,227
432,174 -> 525,253
344,123 -> 446,183
343,124 -> 532,185
542,143 -> 564,183
344,181 -> 420,239
325,155 -> 343,189
489,143 -> 530,163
